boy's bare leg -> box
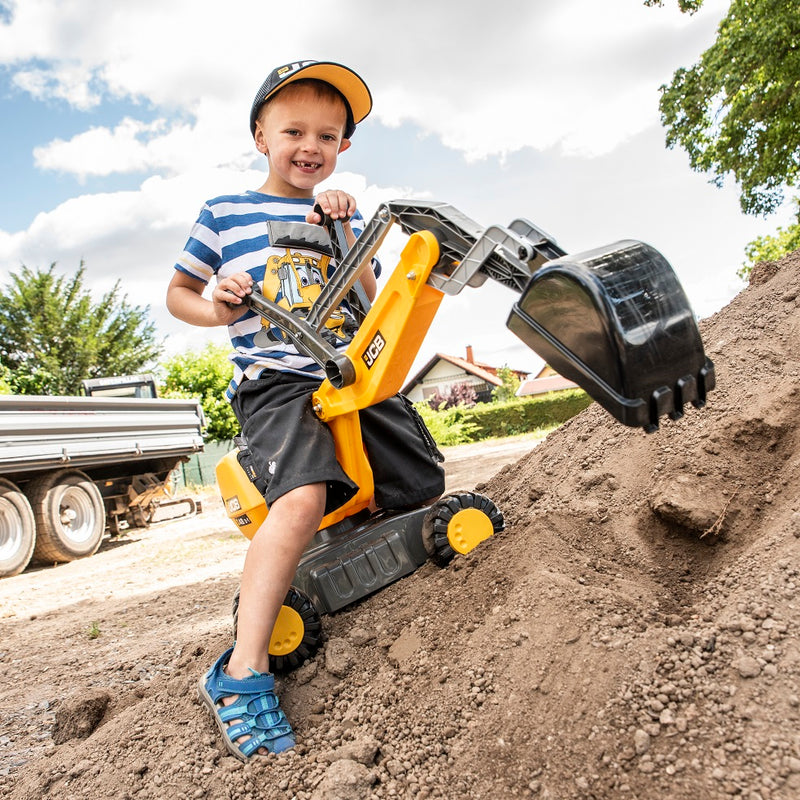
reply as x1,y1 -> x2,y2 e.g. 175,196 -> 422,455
227,482 -> 326,678
210,482 -> 325,755
211,483 -> 326,755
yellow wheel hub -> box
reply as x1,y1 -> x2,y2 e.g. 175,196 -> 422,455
269,605 -> 304,657
446,507 -> 494,555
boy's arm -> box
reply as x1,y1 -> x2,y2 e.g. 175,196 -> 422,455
166,270 -> 253,327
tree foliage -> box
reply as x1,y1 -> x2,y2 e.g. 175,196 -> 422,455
0,263 -> 162,396
160,342 -> 239,443
491,365 -> 521,403
740,199 -> 800,277
644,0 -> 703,12
0,364 -> 12,395
414,401 -> 480,446
654,0 -> 800,218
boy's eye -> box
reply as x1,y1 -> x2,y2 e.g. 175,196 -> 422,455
321,134 -> 336,142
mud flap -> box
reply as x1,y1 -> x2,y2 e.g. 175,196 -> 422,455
506,240 -> 715,432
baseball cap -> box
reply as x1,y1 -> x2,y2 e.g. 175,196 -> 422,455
249,60 -> 372,140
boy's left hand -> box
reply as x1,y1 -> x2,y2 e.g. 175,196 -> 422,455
307,190 -> 357,225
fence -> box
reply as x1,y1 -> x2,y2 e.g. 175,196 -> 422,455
174,440 -> 235,490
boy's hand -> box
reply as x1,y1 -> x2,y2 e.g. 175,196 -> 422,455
211,272 -> 254,324
307,190 -> 357,225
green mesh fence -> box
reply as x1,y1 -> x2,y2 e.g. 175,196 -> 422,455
173,440 -> 235,490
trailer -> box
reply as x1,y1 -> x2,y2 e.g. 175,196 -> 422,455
0,378 -> 205,578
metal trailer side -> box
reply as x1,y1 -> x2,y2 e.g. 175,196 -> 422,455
0,395 -> 205,577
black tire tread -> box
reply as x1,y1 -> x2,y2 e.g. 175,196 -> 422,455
26,470 -> 105,564
0,478 -> 36,578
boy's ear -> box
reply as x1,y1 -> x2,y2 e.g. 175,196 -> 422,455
338,138 -> 351,154
254,122 -> 269,156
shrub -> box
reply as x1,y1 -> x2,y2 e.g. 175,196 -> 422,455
416,388 -> 592,446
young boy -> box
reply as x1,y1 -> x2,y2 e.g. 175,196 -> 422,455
166,60 -> 445,761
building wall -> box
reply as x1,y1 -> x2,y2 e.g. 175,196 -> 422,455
404,359 -> 492,404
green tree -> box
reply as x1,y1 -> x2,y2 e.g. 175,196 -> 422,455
740,199 -> 800,277
0,364 -> 11,395
652,0 -> 800,219
160,342 -> 239,443
647,0 -> 800,275
491,365 -> 521,403
0,263 -> 162,396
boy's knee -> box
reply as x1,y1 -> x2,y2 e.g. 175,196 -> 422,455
272,482 -> 326,517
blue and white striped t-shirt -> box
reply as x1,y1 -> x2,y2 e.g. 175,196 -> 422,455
174,190 -> 376,400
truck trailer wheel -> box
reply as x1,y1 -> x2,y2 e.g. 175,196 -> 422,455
233,585 -> 323,673
0,478 -> 36,578
422,491 -> 505,567
26,470 -> 105,564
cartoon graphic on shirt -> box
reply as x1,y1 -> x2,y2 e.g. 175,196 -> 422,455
259,247 -> 355,345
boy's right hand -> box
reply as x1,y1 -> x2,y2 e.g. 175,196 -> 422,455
212,272 -> 254,324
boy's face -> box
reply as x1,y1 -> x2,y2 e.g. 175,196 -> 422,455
254,84 -> 351,198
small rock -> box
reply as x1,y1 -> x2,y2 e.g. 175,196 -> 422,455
330,737 -> 380,766
294,661 -> 318,685
325,638 -> 356,678
387,629 -> 422,670
737,656 -> 762,679
384,759 -> 405,776
633,729 -> 650,755
69,759 -> 93,778
659,708 -> 676,725
349,627 -> 375,646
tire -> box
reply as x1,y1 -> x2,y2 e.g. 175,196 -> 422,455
422,491 -> 505,567
233,585 -> 323,673
26,470 -> 105,564
0,478 -> 36,578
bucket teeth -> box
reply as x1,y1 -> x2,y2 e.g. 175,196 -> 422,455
506,240 -> 715,432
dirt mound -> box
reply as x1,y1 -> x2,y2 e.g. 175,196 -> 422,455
2,251 -> 799,799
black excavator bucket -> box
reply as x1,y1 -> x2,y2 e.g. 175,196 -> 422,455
506,240 -> 715,432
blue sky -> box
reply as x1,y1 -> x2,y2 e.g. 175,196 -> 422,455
0,0 -> 793,377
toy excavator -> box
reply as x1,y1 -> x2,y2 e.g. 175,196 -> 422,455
216,199 -> 715,671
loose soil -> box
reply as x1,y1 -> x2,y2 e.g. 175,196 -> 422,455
1,251 -> 799,800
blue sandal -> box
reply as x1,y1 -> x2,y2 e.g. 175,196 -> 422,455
198,647 -> 296,760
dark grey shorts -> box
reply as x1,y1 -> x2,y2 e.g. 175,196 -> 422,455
231,372 -> 445,515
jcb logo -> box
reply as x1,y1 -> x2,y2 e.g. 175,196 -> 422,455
362,331 -> 386,369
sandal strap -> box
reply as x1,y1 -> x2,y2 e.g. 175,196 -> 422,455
202,647 -> 296,757
206,662 -> 276,701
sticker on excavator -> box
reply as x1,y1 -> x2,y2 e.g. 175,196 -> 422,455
361,330 -> 386,369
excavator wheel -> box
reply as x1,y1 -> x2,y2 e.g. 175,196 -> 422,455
422,491 -> 505,567
232,585 -> 323,673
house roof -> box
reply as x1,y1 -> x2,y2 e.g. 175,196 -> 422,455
516,374 -> 578,397
401,352 -> 503,395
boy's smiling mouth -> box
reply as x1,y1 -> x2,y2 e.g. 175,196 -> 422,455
293,160 -> 320,171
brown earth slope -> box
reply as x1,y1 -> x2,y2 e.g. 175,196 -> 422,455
1,251 -> 799,800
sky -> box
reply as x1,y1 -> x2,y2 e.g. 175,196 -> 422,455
0,0 -> 794,380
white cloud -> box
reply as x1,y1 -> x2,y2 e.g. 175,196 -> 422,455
13,65 -> 101,109
1,0 -> 732,180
